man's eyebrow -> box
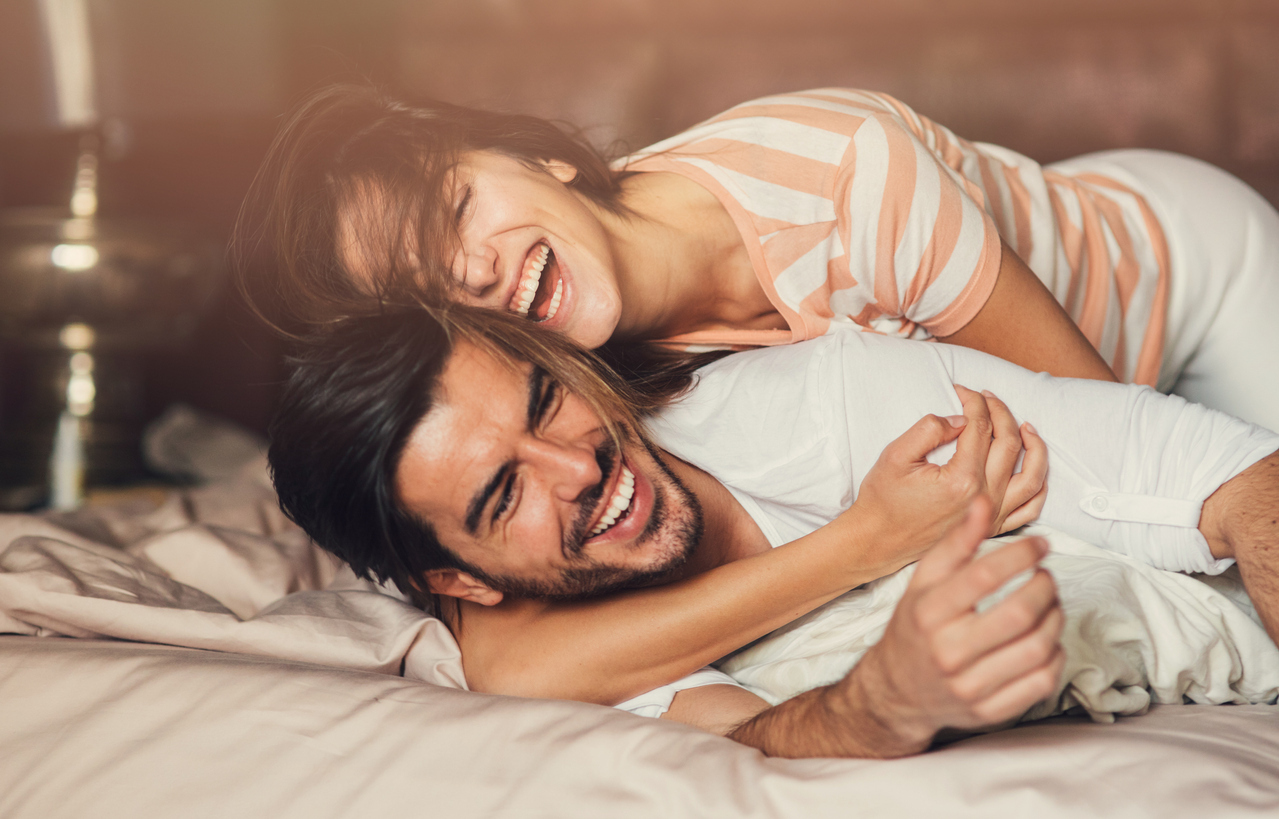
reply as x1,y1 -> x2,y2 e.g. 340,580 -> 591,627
462,366 -> 547,536
526,365 -> 547,426
464,462 -> 511,536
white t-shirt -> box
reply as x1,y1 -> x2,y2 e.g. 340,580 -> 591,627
616,333 -> 1279,717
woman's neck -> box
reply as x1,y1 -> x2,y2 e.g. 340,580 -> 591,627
601,171 -> 784,342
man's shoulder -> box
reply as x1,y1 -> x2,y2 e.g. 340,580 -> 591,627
644,337 -> 851,468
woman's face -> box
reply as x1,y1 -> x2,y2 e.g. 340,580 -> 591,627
445,150 -> 623,348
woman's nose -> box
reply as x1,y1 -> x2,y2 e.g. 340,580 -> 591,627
461,246 -> 500,295
520,437 -> 602,501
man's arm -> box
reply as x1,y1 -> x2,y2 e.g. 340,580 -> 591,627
1200,451 -> 1279,639
662,501 -> 1065,758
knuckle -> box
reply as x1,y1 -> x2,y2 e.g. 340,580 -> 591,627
1032,668 -> 1059,700
1004,600 -> 1037,634
1027,632 -> 1056,665
948,676 -> 979,703
954,474 -> 982,501
969,562 -> 1001,591
966,560 -> 1007,591
932,644 -> 964,676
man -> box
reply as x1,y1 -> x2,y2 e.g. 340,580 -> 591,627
269,307 -> 1279,758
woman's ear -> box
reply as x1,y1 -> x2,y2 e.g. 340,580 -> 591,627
541,159 -> 579,184
423,569 -> 505,607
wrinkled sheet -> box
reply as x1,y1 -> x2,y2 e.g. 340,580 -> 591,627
3,637 -> 1278,819
723,526 -> 1279,721
3,466 -> 1279,817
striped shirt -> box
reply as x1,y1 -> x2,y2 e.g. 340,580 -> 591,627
621,89 -> 1170,385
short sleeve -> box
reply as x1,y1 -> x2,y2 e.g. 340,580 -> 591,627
835,108 -> 1002,338
614,667 -> 745,719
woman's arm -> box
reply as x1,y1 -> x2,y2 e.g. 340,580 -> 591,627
451,390 -> 1048,705
938,240 -> 1119,383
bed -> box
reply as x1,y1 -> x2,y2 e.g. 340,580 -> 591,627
3,461 -> 1278,818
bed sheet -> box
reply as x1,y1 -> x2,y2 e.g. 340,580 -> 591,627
3,635 -> 1277,819
3,463 -> 1279,817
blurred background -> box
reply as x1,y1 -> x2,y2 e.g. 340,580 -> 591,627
1,0 -> 1278,500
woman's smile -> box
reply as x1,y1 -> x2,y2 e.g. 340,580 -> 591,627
448,150 -> 622,347
509,242 -> 566,323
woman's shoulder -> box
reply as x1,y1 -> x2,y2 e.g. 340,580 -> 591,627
623,89 -> 905,165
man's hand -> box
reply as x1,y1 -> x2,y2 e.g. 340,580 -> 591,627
851,387 -> 1048,577
837,497 -> 1065,755
717,498 -> 1063,759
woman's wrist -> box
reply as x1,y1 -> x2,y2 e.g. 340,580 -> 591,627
831,501 -> 915,585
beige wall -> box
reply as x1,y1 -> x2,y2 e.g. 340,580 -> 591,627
390,0 -> 1279,205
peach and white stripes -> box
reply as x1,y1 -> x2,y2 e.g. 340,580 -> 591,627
622,89 -> 1170,385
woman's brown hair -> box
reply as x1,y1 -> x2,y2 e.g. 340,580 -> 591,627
233,83 -> 631,332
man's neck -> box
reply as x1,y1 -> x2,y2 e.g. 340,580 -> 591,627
659,448 -> 774,579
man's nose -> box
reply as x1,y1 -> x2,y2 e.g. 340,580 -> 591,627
519,437 -> 602,501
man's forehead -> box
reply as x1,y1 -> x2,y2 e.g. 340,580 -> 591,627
395,341 -> 531,502
436,339 -> 531,406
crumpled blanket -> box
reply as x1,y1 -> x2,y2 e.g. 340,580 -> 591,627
0,461 -> 465,689
719,526 -> 1279,721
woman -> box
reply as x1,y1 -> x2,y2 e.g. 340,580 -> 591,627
238,84 -> 1279,430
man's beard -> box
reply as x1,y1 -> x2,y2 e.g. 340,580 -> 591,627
463,437 -> 704,601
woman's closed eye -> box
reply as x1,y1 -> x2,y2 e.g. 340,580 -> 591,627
454,185 -> 473,226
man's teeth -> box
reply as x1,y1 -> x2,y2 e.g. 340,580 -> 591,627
589,465 -> 635,538
510,244 -> 550,317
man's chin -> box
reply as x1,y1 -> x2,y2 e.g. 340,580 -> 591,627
475,525 -> 697,601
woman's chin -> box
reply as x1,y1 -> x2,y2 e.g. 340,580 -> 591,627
563,306 -> 621,349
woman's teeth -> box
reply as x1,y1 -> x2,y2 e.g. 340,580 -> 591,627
510,243 -> 550,317
543,277 -> 563,321
589,464 -> 635,538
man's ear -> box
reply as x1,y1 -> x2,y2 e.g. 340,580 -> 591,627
422,569 -> 505,607
541,159 -> 579,185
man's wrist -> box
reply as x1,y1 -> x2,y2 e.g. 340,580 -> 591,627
826,651 -> 935,758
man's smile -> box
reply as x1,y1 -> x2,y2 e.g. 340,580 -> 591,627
581,452 -> 655,549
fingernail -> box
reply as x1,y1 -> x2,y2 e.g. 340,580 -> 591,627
1035,537 -> 1050,557
945,415 -> 967,428
981,389 -> 995,399
1024,422 -> 1038,435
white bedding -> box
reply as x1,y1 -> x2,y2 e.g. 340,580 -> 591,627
3,466 -> 1279,817
722,527 -> 1279,721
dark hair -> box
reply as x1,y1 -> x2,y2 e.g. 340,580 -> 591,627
269,307 -> 456,610
233,83 -> 631,331
268,304 -> 693,610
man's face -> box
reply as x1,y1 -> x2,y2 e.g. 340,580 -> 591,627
395,339 -> 702,600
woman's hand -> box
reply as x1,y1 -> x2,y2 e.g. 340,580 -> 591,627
966,386 -> 1048,534
848,387 -> 1048,576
